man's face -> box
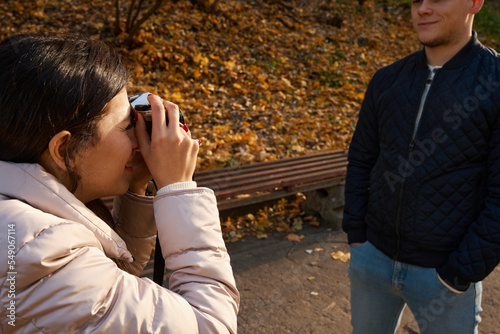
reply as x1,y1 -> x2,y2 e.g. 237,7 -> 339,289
411,0 -> 478,48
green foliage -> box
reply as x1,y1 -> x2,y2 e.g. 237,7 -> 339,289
475,1 -> 500,49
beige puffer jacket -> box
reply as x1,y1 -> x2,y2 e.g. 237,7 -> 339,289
0,161 -> 239,333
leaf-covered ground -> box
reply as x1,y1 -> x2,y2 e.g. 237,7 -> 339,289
1,0 -> 496,241
126,0 -> 420,170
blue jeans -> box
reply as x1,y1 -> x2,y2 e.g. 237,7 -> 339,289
348,241 -> 483,334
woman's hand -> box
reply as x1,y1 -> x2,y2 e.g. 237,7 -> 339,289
128,150 -> 153,195
134,94 -> 199,189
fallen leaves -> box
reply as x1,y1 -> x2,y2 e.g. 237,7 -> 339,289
222,195 -> 307,242
324,301 -> 337,311
331,251 -> 351,263
306,248 -> 324,254
303,247 -> 351,263
286,234 -> 304,242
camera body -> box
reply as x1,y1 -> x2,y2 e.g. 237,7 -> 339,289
129,93 -> 185,136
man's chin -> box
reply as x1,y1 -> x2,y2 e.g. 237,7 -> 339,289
417,30 -> 455,49
419,37 -> 448,48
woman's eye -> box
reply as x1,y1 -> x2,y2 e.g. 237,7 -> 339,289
126,107 -> 137,130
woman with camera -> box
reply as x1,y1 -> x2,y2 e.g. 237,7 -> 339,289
0,33 -> 239,333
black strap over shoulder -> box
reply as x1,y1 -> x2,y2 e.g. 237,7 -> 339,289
153,235 -> 165,285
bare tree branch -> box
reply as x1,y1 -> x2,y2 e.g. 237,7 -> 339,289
127,0 -> 166,42
126,0 -> 137,31
130,0 -> 146,32
114,0 -> 121,35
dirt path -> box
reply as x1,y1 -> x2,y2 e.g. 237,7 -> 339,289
227,226 -> 500,334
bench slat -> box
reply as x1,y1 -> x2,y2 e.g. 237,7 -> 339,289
216,177 -> 345,211
194,151 -> 347,200
203,161 -> 346,196
196,154 -> 346,183
194,150 -> 346,183
213,166 -> 346,199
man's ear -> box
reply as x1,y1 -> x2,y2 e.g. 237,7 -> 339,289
46,130 -> 72,171
470,0 -> 484,15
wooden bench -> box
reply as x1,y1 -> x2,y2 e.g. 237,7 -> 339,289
194,149 -> 348,212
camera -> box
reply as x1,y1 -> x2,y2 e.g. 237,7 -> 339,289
128,92 -> 185,136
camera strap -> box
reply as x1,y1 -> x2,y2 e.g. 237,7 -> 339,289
153,236 -> 165,285
150,179 -> 165,286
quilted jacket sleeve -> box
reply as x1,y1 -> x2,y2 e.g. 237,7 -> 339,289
437,106 -> 500,288
342,73 -> 382,244
153,187 -> 239,333
113,191 -> 156,276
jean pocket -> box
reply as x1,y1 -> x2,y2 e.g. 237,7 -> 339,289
349,241 -> 369,249
348,242 -> 372,277
435,270 -> 467,295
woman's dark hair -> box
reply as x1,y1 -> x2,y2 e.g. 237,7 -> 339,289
0,33 -> 129,192
0,33 -> 134,272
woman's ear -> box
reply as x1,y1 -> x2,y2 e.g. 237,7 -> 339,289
46,130 -> 72,171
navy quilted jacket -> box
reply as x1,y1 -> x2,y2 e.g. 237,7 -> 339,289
343,33 -> 500,288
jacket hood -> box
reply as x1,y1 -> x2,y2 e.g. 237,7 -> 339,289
0,161 -> 133,262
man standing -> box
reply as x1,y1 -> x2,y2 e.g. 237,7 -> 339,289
342,0 -> 500,333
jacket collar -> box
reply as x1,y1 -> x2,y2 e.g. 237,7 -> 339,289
417,31 -> 481,70
0,161 -> 133,262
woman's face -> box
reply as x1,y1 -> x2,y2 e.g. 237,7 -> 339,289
73,88 -> 138,203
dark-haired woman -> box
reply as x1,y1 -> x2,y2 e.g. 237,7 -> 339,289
0,33 -> 239,333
